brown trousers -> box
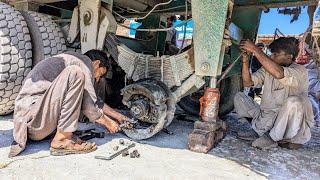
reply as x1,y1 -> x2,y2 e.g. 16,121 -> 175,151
27,66 -> 85,140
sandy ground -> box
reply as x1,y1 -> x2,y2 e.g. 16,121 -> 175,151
0,111 -> 319,180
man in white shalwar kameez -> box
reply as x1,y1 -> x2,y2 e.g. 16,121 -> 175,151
234,37 -> 314,150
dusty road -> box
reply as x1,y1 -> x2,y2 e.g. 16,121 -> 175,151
0,111 -> 319,179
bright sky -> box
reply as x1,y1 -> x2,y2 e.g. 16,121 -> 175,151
258,7 -> 310,35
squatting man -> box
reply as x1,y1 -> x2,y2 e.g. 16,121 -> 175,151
10,50 -> 131,157
235,37 -> 314,150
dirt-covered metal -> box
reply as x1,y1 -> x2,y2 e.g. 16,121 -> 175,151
121,79 -> 175,140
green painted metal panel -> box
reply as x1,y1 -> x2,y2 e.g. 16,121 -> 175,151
235,0 -> 317,6
224,7 -> 262,78
192,0 -> 229,77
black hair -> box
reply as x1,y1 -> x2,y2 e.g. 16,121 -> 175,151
84,49 -> 110,70
269,37 -> 300,60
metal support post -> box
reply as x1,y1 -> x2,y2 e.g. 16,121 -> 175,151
188,0 -> 231,153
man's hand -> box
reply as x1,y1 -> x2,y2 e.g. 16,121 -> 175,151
242,52 -> 250,64
96,115 -> 120,133
240,40 -> 260,54
102,104 -> 131,124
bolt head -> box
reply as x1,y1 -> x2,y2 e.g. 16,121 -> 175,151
201,62 -> 211,72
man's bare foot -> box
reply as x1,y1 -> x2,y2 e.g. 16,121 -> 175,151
96,115 -> 120,133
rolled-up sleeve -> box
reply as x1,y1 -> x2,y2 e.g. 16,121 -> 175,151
278,65 -> 305,87
251,68 -> 265,88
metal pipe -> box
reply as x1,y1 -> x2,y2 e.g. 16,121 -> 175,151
216,54 -> 242,85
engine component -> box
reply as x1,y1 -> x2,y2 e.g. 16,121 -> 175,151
121,79 -> 175,140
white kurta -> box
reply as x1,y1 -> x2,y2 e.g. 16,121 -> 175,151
234,63 -> 314,144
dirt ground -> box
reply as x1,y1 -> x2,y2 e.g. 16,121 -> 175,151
0,109 -> 319,179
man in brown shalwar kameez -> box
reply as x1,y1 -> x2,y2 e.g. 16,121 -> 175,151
9,50 -> 130,157
235,37 -> 314,150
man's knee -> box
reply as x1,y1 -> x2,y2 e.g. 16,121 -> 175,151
234,92 -> 248,107
283,96 -> 303,109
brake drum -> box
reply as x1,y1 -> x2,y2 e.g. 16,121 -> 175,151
121,79 -> 176,140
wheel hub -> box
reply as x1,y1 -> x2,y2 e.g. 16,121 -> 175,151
130,99 -> 150,119
121,79 -> 176,140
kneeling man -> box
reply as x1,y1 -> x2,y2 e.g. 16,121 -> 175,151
234,37 -> 314,150
10,50 -> 129,157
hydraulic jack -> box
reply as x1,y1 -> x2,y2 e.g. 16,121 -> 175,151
188,81 -> 227,153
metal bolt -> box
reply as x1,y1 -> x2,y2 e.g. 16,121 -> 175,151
201,62 -> 211,72
122,150 -> 129,157
119,139 -> 125,145
130,150 -> 140,158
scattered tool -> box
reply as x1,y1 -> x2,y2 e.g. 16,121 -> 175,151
95,142 -> 135,161
121,150 -> 129,157
74,128 -> 105,141
129,150 -> 140,158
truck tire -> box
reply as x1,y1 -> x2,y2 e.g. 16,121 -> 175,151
178,75 -> 242,117
21,11 -> 66,66
0,3 -> 32,115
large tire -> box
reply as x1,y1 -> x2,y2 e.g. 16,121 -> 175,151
178,75 -> 242,116
21,11 -> 66,66
0,3 -> 32,115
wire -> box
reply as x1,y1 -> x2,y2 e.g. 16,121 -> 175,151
178,0 -> 188,54
135,0 -> 174,20
115,4 -> 191,14
117,19 -> 192,32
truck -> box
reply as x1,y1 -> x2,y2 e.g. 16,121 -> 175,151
0,0 -> 318,152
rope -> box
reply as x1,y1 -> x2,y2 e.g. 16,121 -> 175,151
0,155 -> 50,169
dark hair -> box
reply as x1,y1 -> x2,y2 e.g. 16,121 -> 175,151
269,37 -> 300,60
84,49 -> 110,70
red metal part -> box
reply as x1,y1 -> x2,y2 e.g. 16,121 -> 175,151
188,88 -> 227,153
199,88 -> 220,122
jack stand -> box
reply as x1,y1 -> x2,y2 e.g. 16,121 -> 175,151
188,88 -> 227,153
